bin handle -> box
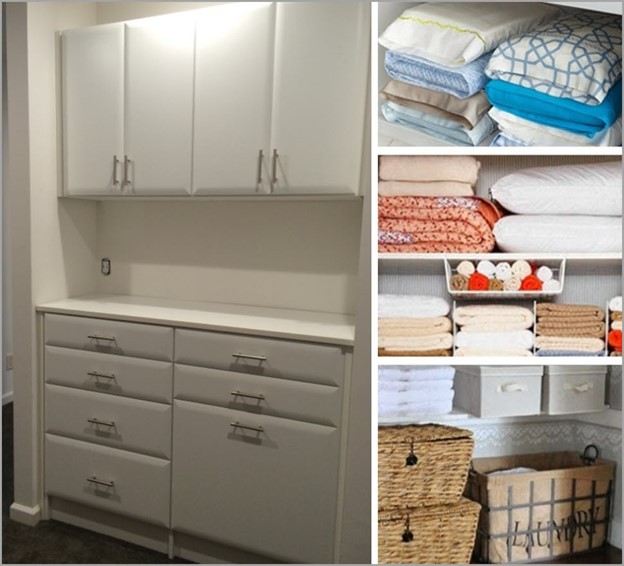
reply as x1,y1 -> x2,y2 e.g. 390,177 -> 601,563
582,444 -> 600,465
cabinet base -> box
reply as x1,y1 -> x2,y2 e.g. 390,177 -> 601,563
173,532 -> 276,564
9,502 -> 42,526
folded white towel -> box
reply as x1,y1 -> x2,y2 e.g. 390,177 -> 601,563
477,260 -> 496,277
536,266 -> 553,282
609,296 -> 622,312
378,294 -> 450,318
378,378 -> 454,393
543,279 -> 560,292
379,366 -> 456,381
495,262 -> 512,282
456,329 -> 534,350
379,390 -> 455,418
457,260 -> 476,277
380,388 -> 455,406
454,348 -> 534,357
512,260 -> 532,278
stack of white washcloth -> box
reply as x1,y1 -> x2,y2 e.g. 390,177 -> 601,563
454,304 -> 535,356
378,365 -> 456,419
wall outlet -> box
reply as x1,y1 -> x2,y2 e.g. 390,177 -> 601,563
6,353 -> 13,371
101,257 -> 111,276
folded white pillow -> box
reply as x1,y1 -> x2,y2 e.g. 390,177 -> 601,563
491,162 -> 622,216
494,216 -> 622,253
378,2 -> 561,67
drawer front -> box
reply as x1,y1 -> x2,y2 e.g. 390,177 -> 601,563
175,328 -> 344,387
45,346 -> 172,404
46,384 -> 172,459
45,314 -> 173,362
174,364 -> 342,427
171,401 -> 339,563
543,374 -> 607,415
45,434 -> 170,527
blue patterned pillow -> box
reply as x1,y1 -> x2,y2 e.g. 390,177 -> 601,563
486,10 -> 622,105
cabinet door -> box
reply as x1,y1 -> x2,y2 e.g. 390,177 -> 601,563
171,401 -> 340,563
124,15 -> 195,195
62,24 -> 125,196
193,4 -> 275,195
270,3 -> 369,195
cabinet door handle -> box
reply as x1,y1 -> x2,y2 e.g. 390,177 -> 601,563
257,149 -> 264,184
86,476 -> 114,488
87,335 -> 116,342
271,149 -> 278,188
113,155 -> 120,187
87,418 -> 116,427
230,421 -> 264,434
87,371 -> 116,380
232,353 -> 267,362
123,155 -> 131,186
231,390 -> 265,401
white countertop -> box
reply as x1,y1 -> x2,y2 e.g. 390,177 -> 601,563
36,294 -> 356,346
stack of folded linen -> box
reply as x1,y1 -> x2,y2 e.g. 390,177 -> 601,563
378,156 -> 503,253
535,303 -> 606,356
378,365 -> 456,418
378,294 -> 453,356
492,162 -> 622,254
486,10 -> 622,147
608,296 -> 622,357
454,304 -> 534,356
378,2 -> 561,145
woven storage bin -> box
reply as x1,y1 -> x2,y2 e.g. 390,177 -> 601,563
378,497 -> 481,564
379,424 -> 474,509
465,448 -> 615,563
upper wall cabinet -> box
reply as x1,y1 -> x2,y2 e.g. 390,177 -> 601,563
60,3 -> 369,198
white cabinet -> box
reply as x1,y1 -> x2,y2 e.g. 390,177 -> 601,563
270,3 -> 369,195
193,3 -> 275,195
62,24 -> 124,196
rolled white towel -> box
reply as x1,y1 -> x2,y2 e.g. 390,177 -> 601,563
609,296 -> 622,312
477,260 -> 496,277
536,266 -> 553,282
612,320 -> 622,331
495,262 -> 512,282
457,260 -> 475,277
511,260 -> 532,278
543,279 -> 560,292
503,275 -> 522,292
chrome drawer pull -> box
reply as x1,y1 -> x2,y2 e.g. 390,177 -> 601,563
113,155 -> 120,187
87,371 -> 116,380
123,155 -> 131,186
230,390 -> 265,401
87,418 -> 116,427
86,476 -> 114,488
87,335 -> 116,342
257,149 -> 264,184
232,353 -> 267,362
230,421 -> 264,434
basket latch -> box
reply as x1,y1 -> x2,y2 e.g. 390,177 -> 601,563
401,516 -> 414,543
405,439 -> 418,467
581,444 -> 600,465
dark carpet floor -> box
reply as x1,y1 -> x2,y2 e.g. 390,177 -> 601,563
2,402 -> 190,564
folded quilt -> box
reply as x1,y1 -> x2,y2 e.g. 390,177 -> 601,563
456,329 -> 534,350
380,80 -> 491,129
385,50 -> 491,99
378,180 -> 475,197
486,10 -> 622,105
536,303 -> 605,320
378,3 -> 561,67
378,196 -> 500,253
381,101 -> 496,146
379,155 -> 481,184
454,304 -> 534,329
379,316 -> 452,336
379,348 -> 451,357
379,333 -> 454,351
455,348 -> 533,357
536,321 -> 606,339
489,107 -> 623,147
485,79 -> 622,137
378,294 -> 450,318
536,349 -> 605,357
535,336 -> 605,353
378,365 -> 456,382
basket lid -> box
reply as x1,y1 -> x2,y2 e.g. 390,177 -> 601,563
379,498 -> 480,522
378,423 -> 473,445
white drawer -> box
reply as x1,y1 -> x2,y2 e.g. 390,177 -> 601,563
45,346 -> 172,404
45,434 -> 170,527
454,368 -> 542,418
45,314 -> 173,362
45,384 -> 172,459
542,370 -> 607,415
174,364 -> 342,427
175,328 -> 344,387
171,400 -> 339,563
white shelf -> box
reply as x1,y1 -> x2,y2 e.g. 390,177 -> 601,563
36,294 -> 356,346
378,356 -> 620,366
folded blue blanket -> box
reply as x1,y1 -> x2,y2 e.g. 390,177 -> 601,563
381,101 -> 496,146
536,350 -> 606,357
486,79 -> 622,137
385,50 -> 491,99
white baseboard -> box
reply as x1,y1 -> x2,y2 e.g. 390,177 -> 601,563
9,503 -> 41,526
610,518 -> 622,549
2,391 -> 13,405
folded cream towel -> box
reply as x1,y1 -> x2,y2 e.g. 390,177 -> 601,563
379,333 -> 454,351
379,155 -> 481,184
535,336 -> 605,352
457,260 -> 476,277
512,260 -> 532,278
536,266 -> 553,282
495,261 -> 512,282
477,260 -> 496,277
455,304 -> 534,328
379,316 -> 452,337
379,294 -> 450,318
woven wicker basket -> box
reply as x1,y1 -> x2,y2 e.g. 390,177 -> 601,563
379,424 -> 474,509
378,498 -> 481,564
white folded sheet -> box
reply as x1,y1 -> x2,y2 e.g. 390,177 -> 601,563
378,294 -> 450,318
